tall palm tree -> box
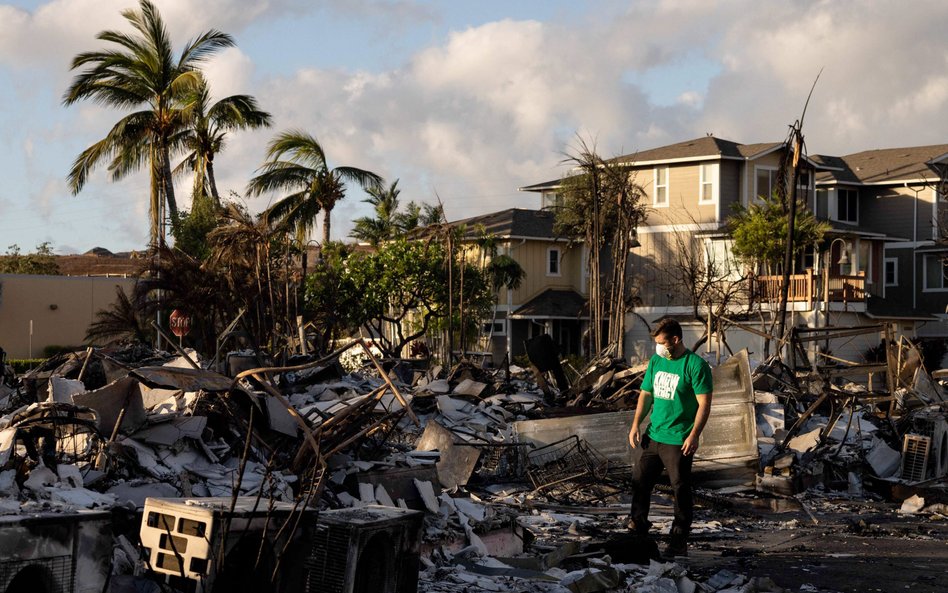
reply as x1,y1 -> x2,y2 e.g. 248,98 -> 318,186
175,75 -> 272,204
247,130 -> 383,246
63,0 -> 234,246
350,179 -> 409,246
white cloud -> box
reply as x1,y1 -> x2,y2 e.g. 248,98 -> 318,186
6,0 -> 948,251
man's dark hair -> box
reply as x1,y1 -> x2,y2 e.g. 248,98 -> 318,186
651,318 -> 682,340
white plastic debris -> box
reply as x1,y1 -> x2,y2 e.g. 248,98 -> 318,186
899,494 -> 925,514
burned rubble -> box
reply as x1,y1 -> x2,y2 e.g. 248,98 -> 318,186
0,331 -> 945,593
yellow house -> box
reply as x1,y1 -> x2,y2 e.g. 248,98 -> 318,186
440,208 -> 587,364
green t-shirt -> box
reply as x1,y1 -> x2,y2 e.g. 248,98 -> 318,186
640,349 -> 713,445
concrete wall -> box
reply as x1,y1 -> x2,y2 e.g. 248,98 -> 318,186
0,274 -> 137,358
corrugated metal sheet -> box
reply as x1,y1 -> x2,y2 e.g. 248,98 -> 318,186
513,411 -> 636,468
512,349 -> 759,486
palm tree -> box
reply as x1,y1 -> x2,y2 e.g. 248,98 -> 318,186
86,286 -> 152,345
63,0 -> 234,246
246,130 -> 383,246
207,202 -> 289,346
351,179 -> 410,246
175,75 -> 272,204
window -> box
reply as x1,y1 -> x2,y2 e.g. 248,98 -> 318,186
755,167 -> 778,202
884,258 -> 898,287
799,248 -> 815,271
542,192 -> 564,210
836,189 -> 858,223
857,241 -> 872,283
705,239 -> 742,281
924,255 -> 948,291
547,247 -> 561,276
796,171 -> 812,204
482,321 -> 505,335
654,167 -> 668,206
699,163 -> 715,204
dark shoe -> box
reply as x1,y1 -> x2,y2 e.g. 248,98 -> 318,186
663,536 -> 688,559
627,518 -> 650,535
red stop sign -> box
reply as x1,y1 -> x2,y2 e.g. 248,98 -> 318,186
169,309 -> 191,337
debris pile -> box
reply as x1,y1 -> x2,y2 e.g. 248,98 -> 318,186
0,330 -> 946,593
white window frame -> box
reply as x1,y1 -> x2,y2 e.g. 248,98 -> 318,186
653,167 -> 669,207
547,247 -> 561,277
482,320 -> 506,336
884,257 -> 898,287
699,162 -> 717,205
922,254 -> 948,292
754,166 -> 778,204
835,188 -> 859,224
542,191 -> 564,210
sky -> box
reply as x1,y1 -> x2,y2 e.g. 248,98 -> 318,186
2,0 -> 948,254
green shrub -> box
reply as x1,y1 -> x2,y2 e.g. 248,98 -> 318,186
9,359 -> 44,374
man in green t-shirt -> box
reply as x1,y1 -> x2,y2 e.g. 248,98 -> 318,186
628,318 -> 713,558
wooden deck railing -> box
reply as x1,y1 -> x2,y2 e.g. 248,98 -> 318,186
755,270 -> 865,307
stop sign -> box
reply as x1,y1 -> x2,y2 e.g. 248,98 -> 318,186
169,309 -> 191,338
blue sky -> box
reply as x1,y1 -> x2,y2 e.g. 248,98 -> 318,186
1,0 -> 947,254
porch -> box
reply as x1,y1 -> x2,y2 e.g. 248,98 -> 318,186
755,270 -> 866,309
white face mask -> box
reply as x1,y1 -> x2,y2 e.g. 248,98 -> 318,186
656,343 -> 673,359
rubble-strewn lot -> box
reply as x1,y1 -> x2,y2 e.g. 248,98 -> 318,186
0,340 -> 946,593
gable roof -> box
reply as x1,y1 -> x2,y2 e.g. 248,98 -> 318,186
432,208 -> 562,240
815,144 -> 948,185
510,288 -> 586,319
610,136 -> 749,164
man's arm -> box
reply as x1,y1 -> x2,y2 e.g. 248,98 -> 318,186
681,392 -> 711,456
629,390 -> 653,448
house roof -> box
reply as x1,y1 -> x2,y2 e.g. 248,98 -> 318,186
609,136 -> 745,164
510,289 -> 587,320
519,178 -> 561,192
446,208 -> 561,240
865,295 -> 938,321
815,144 -> 948,185
824,224 -> 909,242
520,136 -> 838,193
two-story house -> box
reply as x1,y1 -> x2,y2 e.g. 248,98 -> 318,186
813,146 -> 948,327
522,135 -> 947,365
437,208 -> 587,364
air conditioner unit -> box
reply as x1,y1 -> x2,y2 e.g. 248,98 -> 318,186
901,434 -> 931,483
910,413 -> 948,479
305,505 -> 424,593
141,496 -> 316,593
0,509 -> 111,593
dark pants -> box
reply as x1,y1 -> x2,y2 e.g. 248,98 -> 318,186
629,434 -> 694,537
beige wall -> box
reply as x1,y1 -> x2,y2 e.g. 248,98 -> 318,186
503,239 -> 584,305
642,162 -> 719,226
0,274 -> 137,358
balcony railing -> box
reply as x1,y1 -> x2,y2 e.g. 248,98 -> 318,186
755,270 -> 866,308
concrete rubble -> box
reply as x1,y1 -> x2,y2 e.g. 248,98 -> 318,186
0,337 -> 945,592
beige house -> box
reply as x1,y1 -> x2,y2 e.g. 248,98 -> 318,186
438,208 -> 587,363
522,135 -> 948,364
0,274 -> 137,358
